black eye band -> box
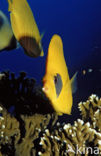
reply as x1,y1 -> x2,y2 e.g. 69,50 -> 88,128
54,73 -> 63,98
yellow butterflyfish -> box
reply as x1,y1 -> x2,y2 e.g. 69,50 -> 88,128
7,0 -> 44,57
42,34 -> 77,115
0,10 -> 17,51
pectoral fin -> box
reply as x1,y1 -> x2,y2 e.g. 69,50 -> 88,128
71,72 -> 78,94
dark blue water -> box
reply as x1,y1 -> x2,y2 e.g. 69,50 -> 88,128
0,0 -> 101,80
0,0 -> 101,120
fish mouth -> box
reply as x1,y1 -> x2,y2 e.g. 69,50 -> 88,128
42,86 -> 48,93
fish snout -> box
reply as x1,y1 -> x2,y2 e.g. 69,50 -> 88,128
42,86 -> 48,93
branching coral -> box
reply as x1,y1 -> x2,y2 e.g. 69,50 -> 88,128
0,72 -> 101,156
78,94 -> 101,131
0,103 -> 56,156
15,114 -> 52,156
34,113 -> 101,155
0,71 -> 54,116
0,104 -> 20,156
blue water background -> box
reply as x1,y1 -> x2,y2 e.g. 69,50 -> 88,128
0,0 -> 101,121
0,0 -> 101,81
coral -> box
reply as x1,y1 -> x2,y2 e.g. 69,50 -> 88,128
34,95 -> 101,155
0,72 -> 55,156
0,72 -> 101,155
34,120 -> 101,156
78,94 -> 101,131
15,114 -> 51,156
0,104 -> 57,156
0,71 -> 54,115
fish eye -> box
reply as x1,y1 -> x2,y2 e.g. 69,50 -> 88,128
54,75 -> 58,84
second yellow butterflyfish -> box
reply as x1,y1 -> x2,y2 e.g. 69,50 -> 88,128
42,34 -> 77,115
7,0 -> 44,57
